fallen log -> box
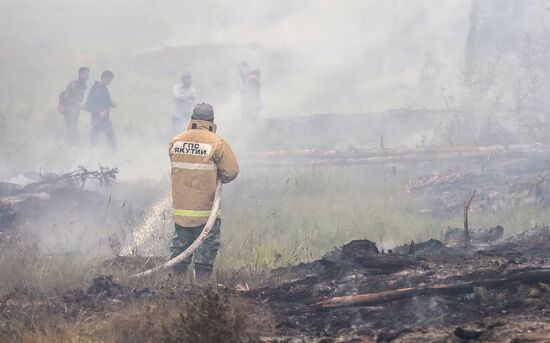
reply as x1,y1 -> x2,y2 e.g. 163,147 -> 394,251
314,269 -> 550,309
244,144 -> 550,166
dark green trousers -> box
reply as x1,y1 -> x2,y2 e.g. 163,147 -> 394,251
170,219 -> 221,269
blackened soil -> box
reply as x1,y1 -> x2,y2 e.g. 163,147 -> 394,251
248,227 -> 550,341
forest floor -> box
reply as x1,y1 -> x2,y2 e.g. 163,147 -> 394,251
2,226 -> 550,342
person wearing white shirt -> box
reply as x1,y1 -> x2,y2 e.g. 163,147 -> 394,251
172,72 -> 197,132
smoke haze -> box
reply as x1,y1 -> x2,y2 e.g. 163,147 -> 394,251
1,0 -> 471,123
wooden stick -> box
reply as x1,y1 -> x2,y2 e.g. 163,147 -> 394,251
464,189 -> 476,250
314,269 -> 550,309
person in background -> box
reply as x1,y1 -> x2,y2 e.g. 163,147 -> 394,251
172,72 -> 197,132
238,61 -> 262,122
237,60 -> 249,83
85,70 -> 117,151
59,66 -> 89,143
169,103 -> 239,283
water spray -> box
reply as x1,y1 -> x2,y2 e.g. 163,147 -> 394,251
131,179 -> 222,278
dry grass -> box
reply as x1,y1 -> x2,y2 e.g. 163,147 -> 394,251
3,165 -> 550,341
0,286 -> 271,343
161,286 -> 272,343
0,237 -> 98,294
218,166 -> 448,275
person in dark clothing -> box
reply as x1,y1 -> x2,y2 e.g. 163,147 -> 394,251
85,70 -> 117,151
61,66 -> 89,143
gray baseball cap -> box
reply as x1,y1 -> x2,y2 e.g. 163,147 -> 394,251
192,103 -> 214,121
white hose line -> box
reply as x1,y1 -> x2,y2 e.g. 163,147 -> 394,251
131,179 -> 222,278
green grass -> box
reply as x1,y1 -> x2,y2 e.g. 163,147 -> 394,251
3,164 -> 550,291
0,240 -> 100,294
217,165 -> 550,274
218,166 -> 446,273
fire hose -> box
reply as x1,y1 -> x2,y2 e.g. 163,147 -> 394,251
131,179 -> 222,278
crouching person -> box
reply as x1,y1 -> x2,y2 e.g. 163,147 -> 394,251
169,103 -> 239,283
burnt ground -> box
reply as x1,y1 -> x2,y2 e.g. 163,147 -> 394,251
406,162 -> 550,217
3,229 -> 550,342
246,227 -> 550,342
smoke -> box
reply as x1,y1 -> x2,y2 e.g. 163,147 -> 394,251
162,0 -> 471,115
1,1 -> 469,122
4,1 -> 550,178
1,0 -> 548,181
4,0 -> 550,255
0,0 -> 474,178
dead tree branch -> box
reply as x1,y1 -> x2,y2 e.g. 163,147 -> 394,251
21,165 -> 118,193
464,189 -> 477,250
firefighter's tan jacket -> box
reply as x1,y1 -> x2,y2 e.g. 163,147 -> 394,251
169,119 -> 239,227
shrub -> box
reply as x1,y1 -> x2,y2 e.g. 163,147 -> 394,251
162,286 -> 266,343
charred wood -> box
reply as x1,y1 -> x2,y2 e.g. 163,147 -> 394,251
442,225 -> 504,244
464,190 -> 476,250
314,269 -> 550,309
320,254 -> 423,275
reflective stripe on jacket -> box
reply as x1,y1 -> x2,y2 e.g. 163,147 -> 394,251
169,119 -> 239,227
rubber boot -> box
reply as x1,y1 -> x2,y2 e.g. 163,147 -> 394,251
194,263 -> 213,285
173,262 -> 189,276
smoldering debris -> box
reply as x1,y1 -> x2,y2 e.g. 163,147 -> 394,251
0,166 -> 142,259
406,168 -> 474,194
246,225 -> 550,341
441,225 -> 504,245
3,226 -> 550,341
0,166 -> 118,235
407,165 -> 550,216
2,166 -> 118,195
392,238 -> 447,255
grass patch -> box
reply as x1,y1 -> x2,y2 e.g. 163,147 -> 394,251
0,238 -> 100,294
0,287 -> 271,343
218,166 -> 446,274
3,165 -> 550,289
218,165 -> 550,276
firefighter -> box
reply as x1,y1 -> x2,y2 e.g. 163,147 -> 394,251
169,103 -> 239,282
